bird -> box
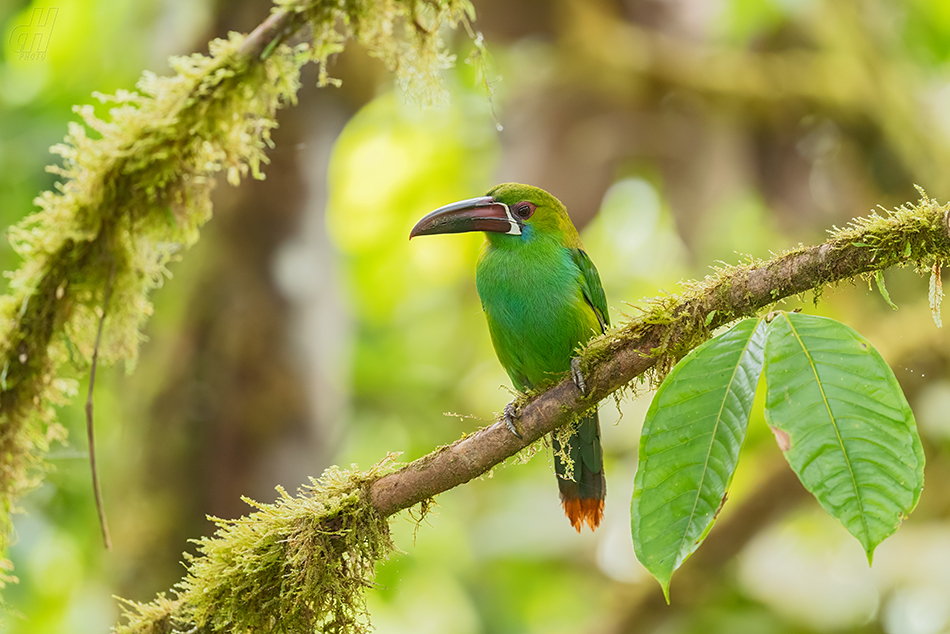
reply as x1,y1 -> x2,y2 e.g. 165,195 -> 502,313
409,183 -> 608,531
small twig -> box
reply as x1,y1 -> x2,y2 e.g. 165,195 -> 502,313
237,9 -> 308,60
86,262 -> 116,550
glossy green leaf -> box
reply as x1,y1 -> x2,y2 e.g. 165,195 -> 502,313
764,312 -> 925,562
632,318 -> 766,598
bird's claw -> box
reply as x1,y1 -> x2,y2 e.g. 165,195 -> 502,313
571,357 -> 587,395
504,402 -> 523,439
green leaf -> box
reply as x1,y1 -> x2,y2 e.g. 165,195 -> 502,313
764,312 -> 925,562
632,318 -> 766,598
875,270 -> 898,310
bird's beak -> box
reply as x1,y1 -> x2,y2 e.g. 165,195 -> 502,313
409,196 -> 522,239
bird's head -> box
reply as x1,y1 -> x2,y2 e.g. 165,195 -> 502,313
409,183 -> 577,245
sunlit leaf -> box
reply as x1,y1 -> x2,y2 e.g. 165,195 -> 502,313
632,318 -> 766,598
763,312 -> 924,562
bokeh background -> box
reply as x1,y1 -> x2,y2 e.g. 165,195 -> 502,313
4,0 -> 950,632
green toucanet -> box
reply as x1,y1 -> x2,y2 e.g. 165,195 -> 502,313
409,183 -> 608,531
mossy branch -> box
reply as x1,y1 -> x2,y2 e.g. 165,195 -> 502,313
5,0 -> 948,629
115,195 -> 950,634
115,459 -> 400,634
0,0 -> 475,583
369,193 -> 950,514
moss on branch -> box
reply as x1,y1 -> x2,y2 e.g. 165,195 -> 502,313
4,0 -> 948,629
114,459 -> 397,634
0,0 -> 475,584
582,190 -> 950,388
115,194 -> 950,634
369,192 -> 950,517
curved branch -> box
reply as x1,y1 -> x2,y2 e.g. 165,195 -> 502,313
370,201 -> 950,516
238,9 -> 304,60
115,199 -> 950,634
0,0 -> 475,563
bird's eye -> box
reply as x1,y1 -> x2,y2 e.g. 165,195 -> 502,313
513,202 -> 535,219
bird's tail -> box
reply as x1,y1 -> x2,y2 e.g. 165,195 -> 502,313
553,411 -> 606,531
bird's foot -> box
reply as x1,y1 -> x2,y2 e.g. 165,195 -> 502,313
503,402 -> 523,439
571,357 -> 587,395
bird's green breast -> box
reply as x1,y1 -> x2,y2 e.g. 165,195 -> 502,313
476,235 -> 601,392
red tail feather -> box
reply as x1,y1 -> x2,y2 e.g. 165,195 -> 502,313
562,498 -> 604,532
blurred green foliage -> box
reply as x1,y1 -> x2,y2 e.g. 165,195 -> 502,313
4,0 -> 950,633
2,2 -> 200,632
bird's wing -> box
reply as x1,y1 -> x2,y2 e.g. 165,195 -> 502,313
570,248 -> 609,332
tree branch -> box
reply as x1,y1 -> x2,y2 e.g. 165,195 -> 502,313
0,0 -> 475,564
237,9 -> 305,60
370,200 -> 950,516
115,197 -> 950,634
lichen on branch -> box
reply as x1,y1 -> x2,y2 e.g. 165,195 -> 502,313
0,0 -> 475,581
368,192 -> 950,518
599,189 -> 950,377
278,0 -> 475,103
114,458 -> 397,634
0,33 -> 300,582
114,194 -> 950,634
